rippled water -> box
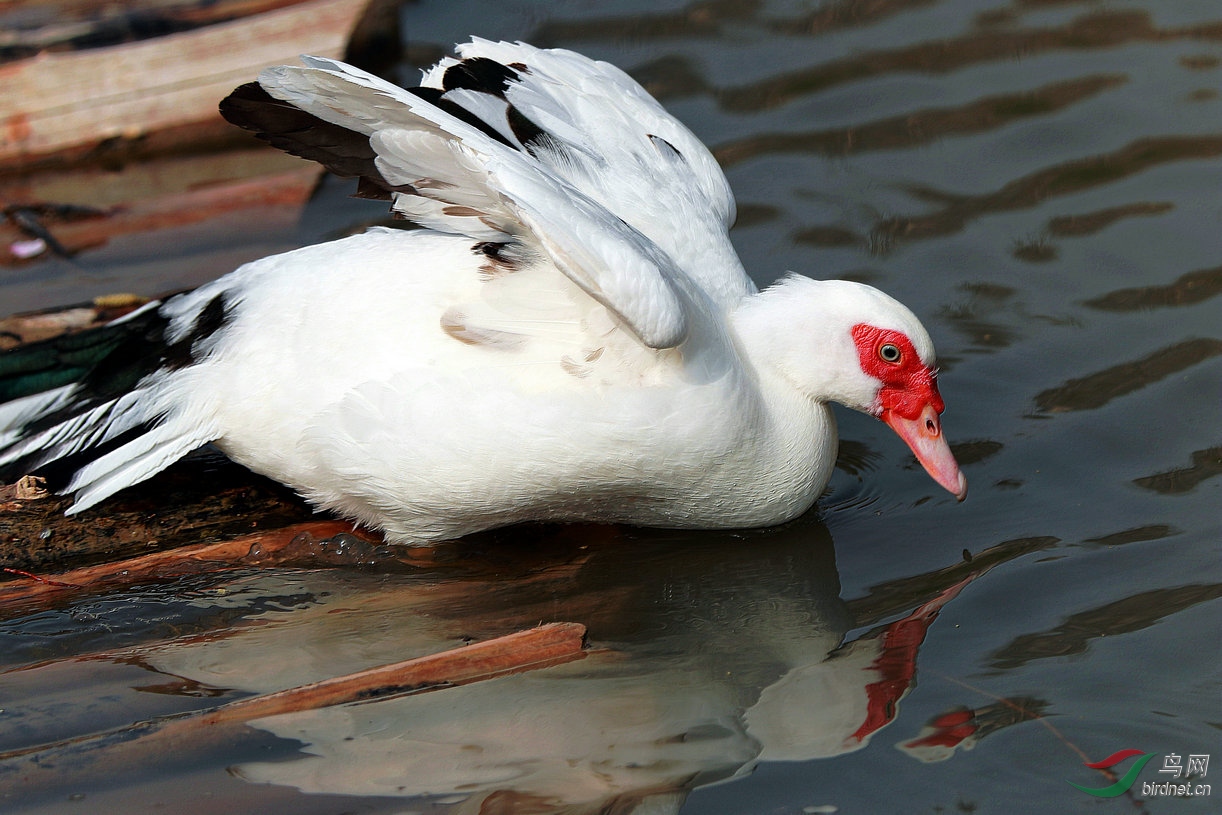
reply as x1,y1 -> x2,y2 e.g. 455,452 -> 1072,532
1,1 -> 1219,813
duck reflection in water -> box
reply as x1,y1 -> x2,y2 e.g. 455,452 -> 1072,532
148,520 -> 1014,813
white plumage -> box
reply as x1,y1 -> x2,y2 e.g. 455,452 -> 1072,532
0,40 -> 965,543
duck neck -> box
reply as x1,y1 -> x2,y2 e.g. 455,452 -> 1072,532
724,300 -> 841,517
728,277 -> 875,412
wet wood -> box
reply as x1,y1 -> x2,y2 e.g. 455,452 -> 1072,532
0,474 -> 48,502
0,456 -> 320,575
0,517 -> 378,607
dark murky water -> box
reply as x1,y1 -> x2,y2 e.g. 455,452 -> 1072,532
2,1 -> 1220,812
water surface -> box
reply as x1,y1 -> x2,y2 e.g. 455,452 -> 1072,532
1,0 -> 1219,812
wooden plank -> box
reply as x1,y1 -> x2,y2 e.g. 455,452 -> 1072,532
0,163 -> 321,265
0,1 -> 319,56
0,0 -> 372,166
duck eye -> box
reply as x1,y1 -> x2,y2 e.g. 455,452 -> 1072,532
879,343 -> 902,363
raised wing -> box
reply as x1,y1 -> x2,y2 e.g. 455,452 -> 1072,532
221,41 -> 759,347
224,51 -> 702,349
420,40 -> 750,302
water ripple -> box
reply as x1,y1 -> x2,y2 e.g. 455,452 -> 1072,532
717,9 -> 1222,112
714,74 -> 1127,167
868,135 -> 1222,249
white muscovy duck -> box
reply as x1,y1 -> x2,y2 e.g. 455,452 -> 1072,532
0,39 -> 965,544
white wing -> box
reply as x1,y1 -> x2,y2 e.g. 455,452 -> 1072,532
423,39 -> 751,304
225,42 -> 753,348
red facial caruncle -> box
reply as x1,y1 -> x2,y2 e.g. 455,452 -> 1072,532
851,323 -> 967,501
851,324 -> 943,420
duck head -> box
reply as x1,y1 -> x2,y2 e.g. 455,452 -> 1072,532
736,275 -> 967,501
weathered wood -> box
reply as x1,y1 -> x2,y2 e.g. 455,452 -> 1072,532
0,161 -> 320,265
0,517 -> 379,606
0,1 -> 325,58
0,0 -> 373,168
0,456 -> 320,575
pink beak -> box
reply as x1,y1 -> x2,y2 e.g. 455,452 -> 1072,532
882,403 -> 968,501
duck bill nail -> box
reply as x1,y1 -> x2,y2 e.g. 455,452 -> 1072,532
882,404 -> 968,501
